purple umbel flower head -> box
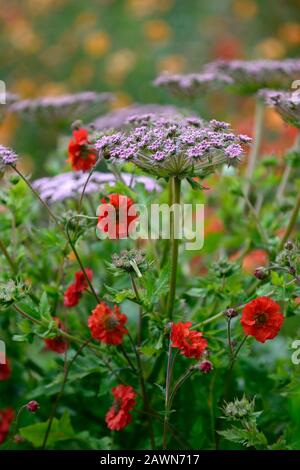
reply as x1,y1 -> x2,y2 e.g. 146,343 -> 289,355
95,114 -> 251,179
0,145 -> 18,173
32,171 -> 161,204
90,104 -> 183,131
259,89 -> 300,128
154,71 -> 233,98
203,59 -> 300,95
10,91 -> 113,125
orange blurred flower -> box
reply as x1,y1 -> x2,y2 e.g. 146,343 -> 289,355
156,54 -> 186,74
233,0 -> 258,19
84,31 -> 111,58
255,38 -> 286,59
144,19 -> 172,43
279,22 -> 300,45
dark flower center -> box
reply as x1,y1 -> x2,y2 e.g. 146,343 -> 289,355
254,312 -> 268,325
104,315 -> 119,331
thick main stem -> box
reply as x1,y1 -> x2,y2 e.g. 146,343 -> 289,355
244,99 -> 264,200
166,177 -> 181,320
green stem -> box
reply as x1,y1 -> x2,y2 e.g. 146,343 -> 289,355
0,239 -> 17,273
42,339 -> 90,449
163,336 -> 173,450
8,405 -> 26,450
227,318 -> 234,359
12,166 -> 64,236
279,191 -> 300,251
128,332 -> 154,449
66,218 -> 100,303
166,177 -> 181,319
244,99 -> 264,199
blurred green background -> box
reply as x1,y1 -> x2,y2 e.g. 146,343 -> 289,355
1,0 -> 300,171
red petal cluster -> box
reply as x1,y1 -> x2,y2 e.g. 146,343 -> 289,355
0,359 -> 11,381
68,128 -> 97,171
64,269 -> 93,307
0,408 -> 14,444
171,322 -> 208,360
44,317 -> 68,353
88,302 -> 128,345
97,194 -> 138,239
241,296 -> 284,343
105,384 -> 137,431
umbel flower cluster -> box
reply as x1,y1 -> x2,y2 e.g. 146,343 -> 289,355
95,114 -> 251,179
9,91 -> 112,124
0,145 -> 18,175
259,89 -> 300,128
203,59 -> 300,95
154,71 -> 233,98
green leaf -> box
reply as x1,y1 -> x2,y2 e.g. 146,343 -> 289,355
39,292 -> 52,321
20,411 -> 75,448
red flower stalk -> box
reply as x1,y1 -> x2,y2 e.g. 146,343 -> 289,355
68,128 -> 97,172
88,302 -> 128,345
241,297 -> 284,343
105,384 -> 137,431
97,194 -> 138,239
171,322 -> 208,360
0,359 -> 11,381
64,269 -> 93,307
0,408 -> 14,444
44,317 -> 68,353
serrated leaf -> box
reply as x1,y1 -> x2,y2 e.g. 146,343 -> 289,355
20,411 -> 74,448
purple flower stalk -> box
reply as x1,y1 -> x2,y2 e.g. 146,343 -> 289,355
90,103 -> 183,131
0,145 -> 19,172
9,91 -> 113,124
95,114 -> 251,179
154,72 -> 233,98
203,59 -> 300,95
32,171 -> 161,204
259,89 -> 300,128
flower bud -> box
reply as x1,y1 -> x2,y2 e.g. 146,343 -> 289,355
254,266 -> 269,280
224,308 -> 238,319
285,240 -> 294,251
26,400 -> 40,413
199,359 -> 213,374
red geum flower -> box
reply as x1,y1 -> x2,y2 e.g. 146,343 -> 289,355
0,359 -> 11,381
68,127 -> 97,172
105,384 -> 137,431
44,317 -> 68,353
88,302 -> 128,345
64,269 -> 93,307
171,322 -> 208,360
97,194 -> 138,239
74,269 -> 93,292
241,297 -> 284,343
64,284 -> 81,307
0,408 -> 14,444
